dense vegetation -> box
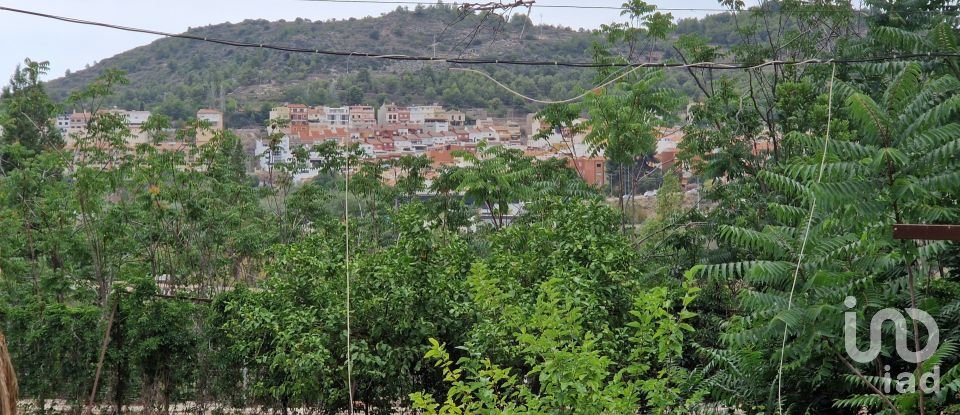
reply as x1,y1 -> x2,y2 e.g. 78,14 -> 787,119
2,1 -> 960,415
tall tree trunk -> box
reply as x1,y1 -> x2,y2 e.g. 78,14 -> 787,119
0,332 -> 17,415
113,301 -> 126,415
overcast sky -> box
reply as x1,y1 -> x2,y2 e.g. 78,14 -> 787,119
0,0 -> 719,81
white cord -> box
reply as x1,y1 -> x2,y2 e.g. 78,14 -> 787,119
776,63 -> 837,414
451,59 -> 837,105
345,153 -> 354,415
451,66 -> 647,104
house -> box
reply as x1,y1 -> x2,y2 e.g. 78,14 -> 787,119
255,135 -> 294,170
365,136 -> 395,152
59,110 -> 148,147
269,106 -> 291,122
68,111 -> 92,134
655,129 -> 685,173
424,118 -> 450,133
55,114 -> 70,135
426,148 -> 457,166
475,117 -> 496,129
358,143 -> 375,157
101,109 -> 151,128
444,110 -> 466,127
325,106 -> 350,127
63,111 -> 93,146
196,109 -> 224,145
467,127 -> 497,143
355,128 -> 377,140
105,109 -> 152,145
437,130 -> 458,145
657,149 -> 678,172
409,105 -> 443,124
569,156 -> 606,187
394,140 -> 414,152
492,125 -> 511,141
378,103 -> 401,125
349,105 -> 376,129
307,108 -> 328,130
288,104 -> 308,127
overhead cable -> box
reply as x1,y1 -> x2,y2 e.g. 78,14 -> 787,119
2,5 -> 959,69
296,0 -> 957,14
775,63 -> 838,415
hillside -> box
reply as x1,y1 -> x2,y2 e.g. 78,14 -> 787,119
43,5 -> 737,127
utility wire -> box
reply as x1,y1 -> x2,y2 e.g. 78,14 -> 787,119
451,66 -> 644,104
775,63 -> 837,415
298,0 -> 684,10
2,5 -> 959,69
344,155 -> 354,415
296,0 -> 958,14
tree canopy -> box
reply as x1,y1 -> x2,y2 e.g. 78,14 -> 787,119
2,1 -> 960,415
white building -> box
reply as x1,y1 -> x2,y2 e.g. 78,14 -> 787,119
359,143 -> 375,157
424,120 -> 450,133
255,135 -> 294,170
409,105 -> 443,124
269,106 -> 291,122
445,110 -> 466,126
55,114 -> 71,135
394,140 -> 414,152
197,109 -> 224,129
438,131 -> 458,145
107,110 -> 151,127
325,106 -> 350,127
255,135 -> 372,183
468,127 -> 498,143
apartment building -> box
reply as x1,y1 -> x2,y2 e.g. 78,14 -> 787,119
325,106 -> 350,127
409,105 -> 443,124
196,109 -> 224,145
377,103 -> 411,125
349,105 -> 376,129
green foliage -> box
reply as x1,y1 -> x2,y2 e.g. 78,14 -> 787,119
0,66 -> 285,411
3,3 -> 960,415
0,59 -> 62,171
122,278 -> 201,410
220,203 -> 475,413
696,61 -> 960,414
0,302 -> 101,408
411,269 -> 704,415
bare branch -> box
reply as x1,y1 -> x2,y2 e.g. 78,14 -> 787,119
460,0 -> 534,13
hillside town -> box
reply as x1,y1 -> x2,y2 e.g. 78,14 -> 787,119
50,102 -> 688,190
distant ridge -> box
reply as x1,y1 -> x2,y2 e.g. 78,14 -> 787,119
41,5 -> 738,126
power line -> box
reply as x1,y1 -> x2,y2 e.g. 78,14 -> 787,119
295,0 -> 724,11
452,66 -> 642,104
1,5 -> 959,69
775,63 -> 837,415
295,0 -> 958,14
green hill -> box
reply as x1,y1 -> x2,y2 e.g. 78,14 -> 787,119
42,5 -> 735,127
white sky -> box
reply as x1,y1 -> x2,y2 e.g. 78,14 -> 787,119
0,0 -> 718,80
